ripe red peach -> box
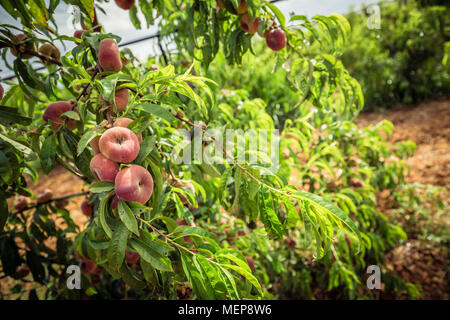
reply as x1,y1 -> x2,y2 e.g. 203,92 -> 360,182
240,14 -> 259,34
81,199 -> 93,217
89,153 -> 120,182
0,84 -> 4,100
113,117 -> 142,143
98,39 -> 122,72
10,34 -> 36,59
125,251 -> 140,264
37,188 -> 53,204
102,88 -> 129,112
245,256 -> 255,272
266,28 -> 287,51
38,43 -> 61,65
74,30 -> 86,40
115,0 -> 135,10
99,127 -> 140,163
14,196 -> 29,211
114,165 -> 154,204
149,64 -> 159,71
43,101 -> 73,130
81,260 -> 98,275
16,266 -> 30,278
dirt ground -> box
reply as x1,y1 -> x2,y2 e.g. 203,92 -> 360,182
4,99 -> 449,300
356,99 -> 449,300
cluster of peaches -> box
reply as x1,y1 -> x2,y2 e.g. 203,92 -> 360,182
41,38 -> 154,219
217,0 -> 287,51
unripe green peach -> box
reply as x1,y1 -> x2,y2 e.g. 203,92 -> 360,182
98,39 -> 122,72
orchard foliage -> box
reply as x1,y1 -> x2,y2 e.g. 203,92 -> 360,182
342,0 -> 450,110
0,0 -> 443,300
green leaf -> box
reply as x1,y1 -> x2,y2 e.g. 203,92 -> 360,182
0,106 -> 32,125
282,196 -> 299,228
117,200 -> 139,236
130,238 -> 172,272
258,190 -> 283,239
98,192 -> 113,238
39,134 -> 57,174
222,263 -> 262,295
89,181 -> 114,193
107,222 -> 129,271
133,103 -> 175,122
134,135 -> 155,164
266,2 -> 286,27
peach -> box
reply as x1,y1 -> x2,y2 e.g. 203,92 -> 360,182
245,256 -> 255,272
266,28 -> 287,51
111,195 -> 119,210
240,14 -> 259,34
73,30 -> 87,42
125,251 -> 140,264
43,101 -> 73,130
81,199 -> 93,217
0,84 -> 4,100
89,153 -> 120,182
114,165 -> 153,204
37,188 -> 53,203
55,199 -> 69,209
98,39 -> 122,72
149,64 -> 159,71
236,0 -> 248,15
113,117 -> 142,143
100,88 -> 129,112
38,43 -> 61,65
10,34 -> 36,59
99,127 -> 140,163
90,135 -> 101,154
81,260 -> 98,275
115,0 -> 135,10
14,196 -> 29,211
16,266 -> 30,278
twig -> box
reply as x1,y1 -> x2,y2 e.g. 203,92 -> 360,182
76,65 -> 99,102
12,191 -> 89,215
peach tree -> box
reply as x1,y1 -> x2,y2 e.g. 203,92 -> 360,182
0,0 -> 411,300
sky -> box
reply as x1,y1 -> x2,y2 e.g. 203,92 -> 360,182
0,0 -> 381,79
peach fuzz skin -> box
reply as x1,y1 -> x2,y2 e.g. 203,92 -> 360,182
98,38 -> 122,72
43,101 -> 72,130
99,127 -> 140,163
114,165 -> 153,204
89,153 -> 120,182
113,117 -> 142,143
